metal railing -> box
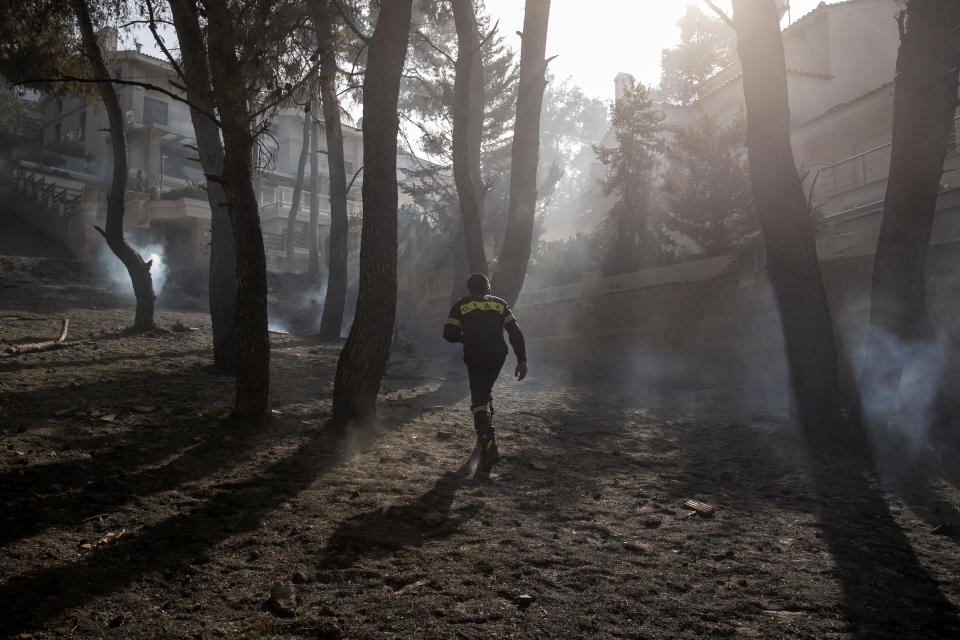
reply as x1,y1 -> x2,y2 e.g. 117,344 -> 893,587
820,143 -> 892,199
820,113 -> 960,199
15,170 -> 83,219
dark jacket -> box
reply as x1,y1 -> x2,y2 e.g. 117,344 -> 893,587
443,294 -> 526,364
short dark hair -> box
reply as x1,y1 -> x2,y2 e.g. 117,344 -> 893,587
467,273 -> 490,295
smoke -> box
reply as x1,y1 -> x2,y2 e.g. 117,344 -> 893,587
268,317 -> 290,334
97,242 -> 168,296
858,327 -> 947,449
267,276 -> 329,335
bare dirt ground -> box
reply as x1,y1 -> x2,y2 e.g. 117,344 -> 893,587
2,214 -> 960,639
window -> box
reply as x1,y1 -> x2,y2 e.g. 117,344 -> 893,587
259,187 -> 276,206
143,97 -> 168,126
53,123 -> 61,144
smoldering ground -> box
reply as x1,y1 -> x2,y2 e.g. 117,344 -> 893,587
2,206 -> 959,638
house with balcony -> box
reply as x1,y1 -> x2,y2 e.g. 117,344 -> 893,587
19,29 -> 431,275
507,0 -> 960,379
661,0 -> 960,262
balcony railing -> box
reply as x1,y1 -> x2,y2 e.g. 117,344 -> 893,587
820,113 -> 960,199
820,143 -> 892,199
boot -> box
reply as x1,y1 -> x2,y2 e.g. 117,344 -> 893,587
473,409 -> 500,470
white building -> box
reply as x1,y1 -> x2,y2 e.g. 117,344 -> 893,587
546,0 -> 960,258
23,34 -> 426,271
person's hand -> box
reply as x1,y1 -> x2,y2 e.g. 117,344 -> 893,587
515,360 -> 527,381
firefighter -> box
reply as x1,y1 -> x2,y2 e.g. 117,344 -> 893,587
443,273 -> 527,471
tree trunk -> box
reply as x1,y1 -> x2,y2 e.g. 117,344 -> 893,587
331,0 -> 413,427
860,0 -> 960,433
491,0 -> 551,305
72,0 -> 155,330
318,12 -> 350,341
204,0 -> 270,424
286,102 -> 312,272
731,0 -> 846,444
308,88 -> 321,276
451,0 -> 487,275
168,0 -> 237,375
448,220 -> 469,302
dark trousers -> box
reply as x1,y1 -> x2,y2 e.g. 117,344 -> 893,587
466,355 -> 506,411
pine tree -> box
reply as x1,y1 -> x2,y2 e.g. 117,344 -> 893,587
594,78 -> 665,275
662,115 -> 756,257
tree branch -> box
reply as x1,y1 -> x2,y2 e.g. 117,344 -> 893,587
331,0 -> 370,43
145,0 -> 184,82
248,56 -> 321,121
15,76 -> 222,127
346,165 -> 364,194
415,29 -> 456,66
475,19 -> 500,55
704,0 -> 736,30
117,18 -> 175,29
397,121 -> 456,198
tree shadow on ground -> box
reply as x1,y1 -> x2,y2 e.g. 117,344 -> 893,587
0,371 -> 251,547
315,461 -> 483,571
651,392 -> 960,639
0,414 -> 406,637
500,373 -> 959,639
811,450 -> 960,639
868,429 -> 960,545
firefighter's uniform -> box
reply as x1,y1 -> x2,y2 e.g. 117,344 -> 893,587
443,294 -> 526,469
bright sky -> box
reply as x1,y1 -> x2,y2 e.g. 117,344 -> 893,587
483,0 -> 825,101
132,1 -> 826,103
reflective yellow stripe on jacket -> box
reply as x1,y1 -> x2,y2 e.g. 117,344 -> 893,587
459,300 -> 504,315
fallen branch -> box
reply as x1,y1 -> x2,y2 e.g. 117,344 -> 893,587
3,319 -> 75,355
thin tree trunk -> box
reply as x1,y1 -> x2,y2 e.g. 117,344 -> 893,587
860,0 -> 960,434
451,0 -> 487,275
168,0 -> 237,374
308,86 -> 321,276
332,0 -> 413,427
449,220 -> 469,302
204,0 -> 270,424
318,9 -> 350,340
731,0 -> 846,444
286,102 -> 312,272
491,0 -> 551,305
72,0 -> 155,330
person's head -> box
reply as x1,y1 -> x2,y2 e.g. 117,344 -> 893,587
467,273 -> 491,295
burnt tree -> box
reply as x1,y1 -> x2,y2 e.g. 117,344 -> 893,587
331,0 -> 413,426
451,0 -> 487,275
285,99 -> 312,272
317,5 -> 350,340
729,0 -> 846,443
167,0 -> 237,374
308,89 -> 321,276
204,0 -> 271,424
860,0 -> 960,433
491,0 -> 551,305
72,0 -> 155,330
